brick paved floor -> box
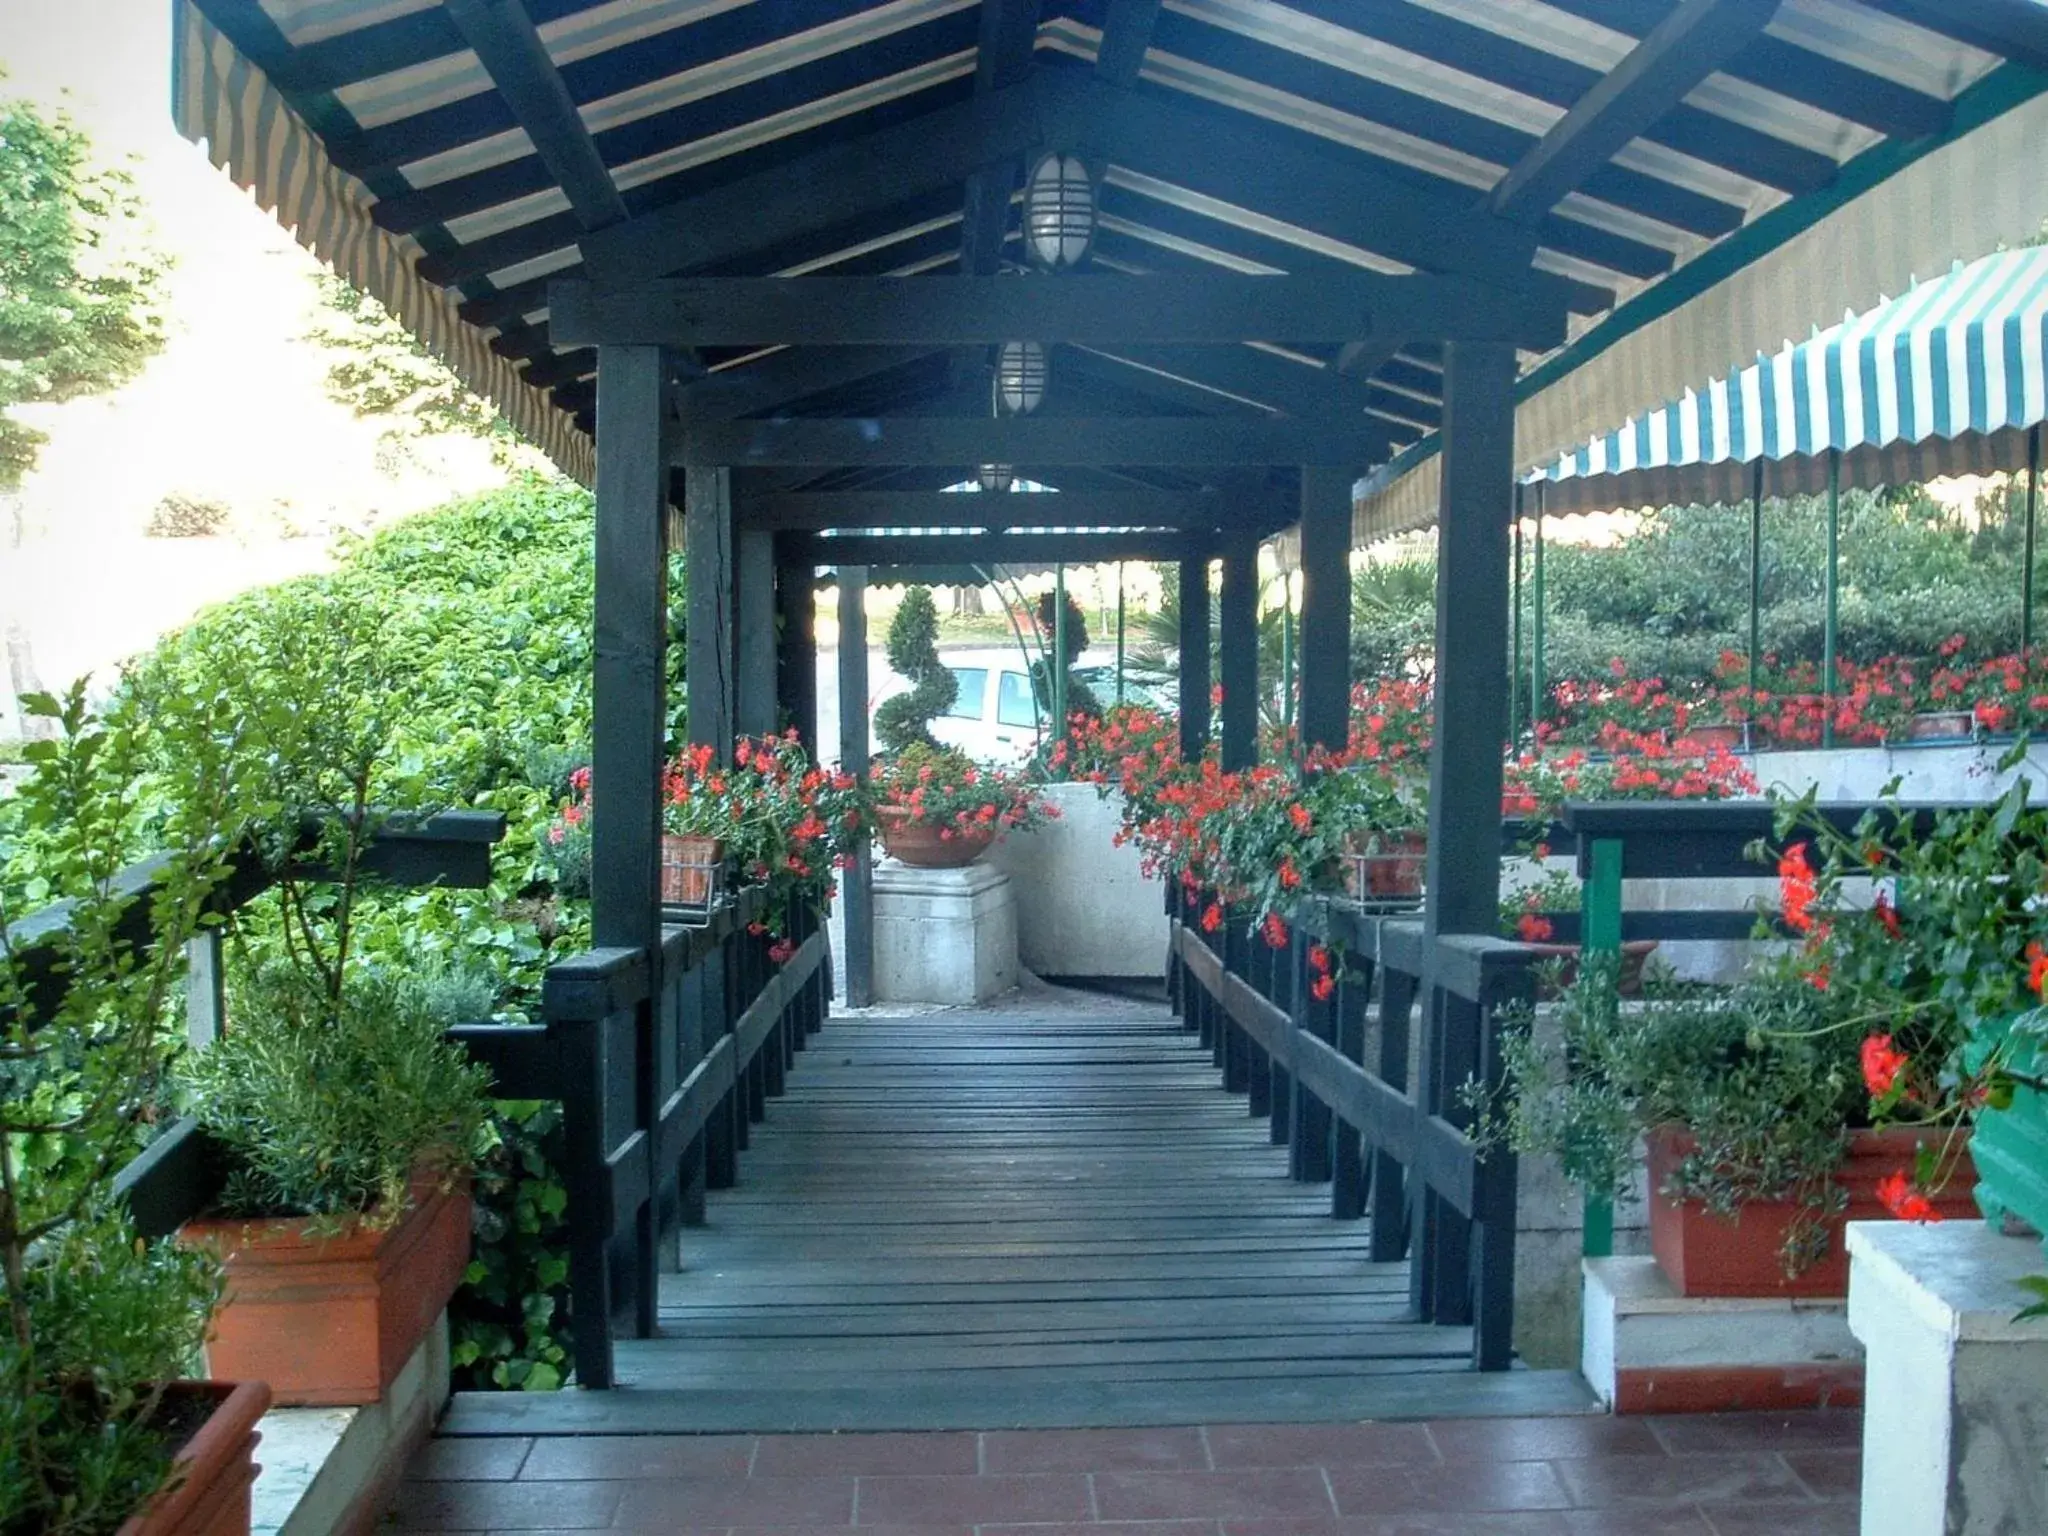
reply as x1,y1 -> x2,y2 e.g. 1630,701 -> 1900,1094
387,1409 -> 1861,1534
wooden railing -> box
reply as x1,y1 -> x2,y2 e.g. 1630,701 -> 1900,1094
456,895 -> 829,1389
1166,884 -> 1540,1370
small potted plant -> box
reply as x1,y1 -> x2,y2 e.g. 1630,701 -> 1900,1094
178,963 -> 490,1405
723,732 -> 862,946
663,744 -> 739,910
0,688 -> 269,1536
869,743 -> 1050,868
1500,866 -> 1661,996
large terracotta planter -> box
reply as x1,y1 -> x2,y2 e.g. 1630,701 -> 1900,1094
1521,938 -> 1660,998
182,1173 -> 472,1406
661,833 -> 722,906
1340,828 -> 1426,900
874,805 -> 994,868
1907,709 -> 1975,741
1675,723 -> 1745,752
118,1379 -> 271,1536
1647,1125 -> 1979,1298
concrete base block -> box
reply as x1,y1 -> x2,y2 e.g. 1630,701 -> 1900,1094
1847,1220 -> 2048,1536
253,1313 -> 449,1535
987,784 -> 1166,979
1582,1256 -> 1862,1414
872,860 -> 1019,1004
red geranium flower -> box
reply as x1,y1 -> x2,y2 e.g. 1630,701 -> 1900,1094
1310,974 -> 1335,1003
1200,902 -> 1223,934
1261,911 -> 1289,949
1778,844 -> 1819,934
1860,1033 -> 1908,1097
1876,1171 -> 1943,1223
2028,941 -> 2048,1001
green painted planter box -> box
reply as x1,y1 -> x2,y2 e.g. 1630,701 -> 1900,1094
1973,1079 -> 2048,1258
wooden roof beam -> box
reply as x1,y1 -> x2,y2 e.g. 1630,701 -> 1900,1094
1487,0 -> 1781,224
671,415 -> 1392,467
740,489 -> 1219,530
788,531 -> 1211,565
1094,0 -> 1165,86
1854,0 -> 2048,76
550,272 -> 1569,349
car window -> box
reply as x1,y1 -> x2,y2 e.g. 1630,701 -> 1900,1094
996,670 -> 1038,729
945,667 -> 988,721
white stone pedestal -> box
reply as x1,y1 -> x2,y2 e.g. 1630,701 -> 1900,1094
1581,1255 -> 1861,1413
1847,1220 -> 2048,1536
872,860 -> 1019,1004
987,784 -> 1166,979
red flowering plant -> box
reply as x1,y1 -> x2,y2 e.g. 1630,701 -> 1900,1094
1764,777 -> 2048,1222
867,741 -> 1053,846
1061,703 -> 1184,827
722,732 -> 865,952
662,742 -> 752,843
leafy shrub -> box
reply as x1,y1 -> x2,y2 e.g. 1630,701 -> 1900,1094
183,963 -> 491,1222
874,586 -> 955,753
451,1100 -> 572,1391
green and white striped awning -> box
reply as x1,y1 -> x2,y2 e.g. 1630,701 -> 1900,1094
1524,245 -> 2048,515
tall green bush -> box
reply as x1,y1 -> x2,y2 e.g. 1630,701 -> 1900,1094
874,586 -> 956,753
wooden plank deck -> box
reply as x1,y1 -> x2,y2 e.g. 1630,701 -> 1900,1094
442,1001 -> 1594,1434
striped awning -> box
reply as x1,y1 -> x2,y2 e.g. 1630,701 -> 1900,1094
1525,245 -> 2048,514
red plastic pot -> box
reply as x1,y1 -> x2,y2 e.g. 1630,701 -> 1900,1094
1647,1124 -> 1978,1297
182,1173 -> 472,1406
1341,828 -> 1427,899
1521,938 -> 1660,998
1675,724 -> 1745,752
118,1380 -> 271,1536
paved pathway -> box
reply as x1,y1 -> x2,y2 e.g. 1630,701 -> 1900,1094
390,1406 -> 1861,1533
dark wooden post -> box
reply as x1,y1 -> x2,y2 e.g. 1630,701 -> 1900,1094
1176,557 -> 1210,760
1413,339 -> 1518,1331
838,567 -> 875,1008
1423,343 -> 1517,937
1218,538 -> 1258,770
735,526 -> 778,740
684,463 -> 739,1191
776,551 -> 819,755
1291,464 -> 1352,1182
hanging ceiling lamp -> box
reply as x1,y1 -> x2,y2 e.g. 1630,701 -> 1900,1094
978,464 -> 1016,494
1023,152 -> 1096,269
995,339 -> 1048,415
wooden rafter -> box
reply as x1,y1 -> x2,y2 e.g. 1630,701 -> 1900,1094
673,416 -> 1388,467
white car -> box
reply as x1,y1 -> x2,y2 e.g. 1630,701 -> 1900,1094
868,647 -> 1059,765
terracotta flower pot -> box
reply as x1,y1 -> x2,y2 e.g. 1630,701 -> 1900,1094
118,1379 -> 271,1536
1907,709 -> 1975,741
182,1173 -> 472,1406
874,805 -> 994,868
1674,723 -> 1745,752
1521,938 -> 1660,998
661,833 -> 722,906
1647,1124 -> 1979,1298
1341,828 -> 1426,899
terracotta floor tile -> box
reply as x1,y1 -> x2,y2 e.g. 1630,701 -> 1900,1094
1781,1449 -> 1861,1501
753,1432 -> 979,1477
852,1473 -> 1092,1526
613,1475 -> 858,1529
1554,1452 -> 1807,1507
1326,1461 -> 1572,1517
1094,1468 -> 1339,1521
1650,1412 -> 1863,1456
1203,1423 -> 1438,1470
519,1435 -> 756,1481
388,1479 -> 622,1530
1699,1500 -> 1860,1536
406,1438 -> 533,1481
1427,1417 -> 1665,1463
982,1425 -> 1210,1473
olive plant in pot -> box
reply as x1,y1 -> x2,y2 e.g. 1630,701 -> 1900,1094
0,687 -> 269,1536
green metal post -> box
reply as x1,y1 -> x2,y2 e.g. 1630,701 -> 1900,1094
1115,561 -> 1127,703
1747,459 -> 1763,735
1530,487 -> 1547,735
1823,449 -> 1840,750
1511,489 -> 1524,742
1581,836 -> 1625,1260
2024,425 -> 2041,657
1053,562 -> 1069,740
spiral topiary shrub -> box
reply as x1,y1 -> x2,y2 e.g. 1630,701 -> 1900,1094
874,586 -> 957,754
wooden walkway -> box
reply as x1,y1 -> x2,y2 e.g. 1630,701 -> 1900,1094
443,998 -> 1591,1434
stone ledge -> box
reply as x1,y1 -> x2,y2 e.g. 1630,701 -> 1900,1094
252,1315 -> 449,1536
1846,1217 -> 2048,1344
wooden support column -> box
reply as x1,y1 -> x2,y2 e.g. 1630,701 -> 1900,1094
685,468 -> 736,762
1218,539 -> 1258,771
1177,557 -> 1211,760
735,527 -> 777,740
776,552 -> 819,755
838,569 -> 876,1009
1423,343 -> 1517,937
1291,464 -> 1352,1183
592,345 -> 670,953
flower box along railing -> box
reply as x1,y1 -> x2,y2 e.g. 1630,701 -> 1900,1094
458,893 -> 829,1389
1165,882 -> 1544,1370
98,812 -> 510,1238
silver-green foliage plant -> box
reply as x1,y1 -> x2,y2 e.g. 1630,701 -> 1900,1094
182,962 -> 490,1224
0,686 -> 249,1535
